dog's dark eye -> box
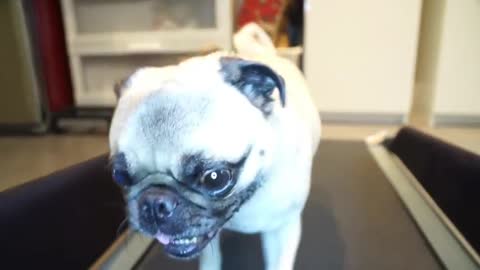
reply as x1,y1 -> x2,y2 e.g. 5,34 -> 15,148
201,169 -> 234,197
113,169 -> 132,187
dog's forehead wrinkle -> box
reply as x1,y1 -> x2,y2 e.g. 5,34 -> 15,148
121,86 -> 262,170
135,93 -> 210,145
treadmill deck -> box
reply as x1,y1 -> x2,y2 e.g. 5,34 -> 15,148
132,141 -> 443,270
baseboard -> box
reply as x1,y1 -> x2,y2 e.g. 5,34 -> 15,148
0,122 -> 47,135
320,112 -> 405,125
433,114 -> 480,127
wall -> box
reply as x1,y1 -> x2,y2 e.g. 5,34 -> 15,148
432,0 -> 480,123
304,0 -> 423,122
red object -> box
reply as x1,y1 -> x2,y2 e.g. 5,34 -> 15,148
237,0 -> 284,29
32,0 -> 74,112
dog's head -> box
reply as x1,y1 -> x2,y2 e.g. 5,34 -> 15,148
109,54 -> 285,258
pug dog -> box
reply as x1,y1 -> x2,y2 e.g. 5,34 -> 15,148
109,24 -> 321,270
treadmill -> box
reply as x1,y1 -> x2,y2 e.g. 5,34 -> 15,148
91,127 -> 480,270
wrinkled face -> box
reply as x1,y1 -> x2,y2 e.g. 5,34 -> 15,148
109,55 -> 282,258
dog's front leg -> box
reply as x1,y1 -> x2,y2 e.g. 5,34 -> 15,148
261,216 -> 302,270
199,234 -> 222,270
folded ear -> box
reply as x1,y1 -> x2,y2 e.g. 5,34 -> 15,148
112,68 -> 148,99
220,57 -> 286,115
113,78 -> 128,99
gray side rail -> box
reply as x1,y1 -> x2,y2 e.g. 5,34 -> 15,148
366,131 -> 480,270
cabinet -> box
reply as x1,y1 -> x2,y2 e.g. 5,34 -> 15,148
61,0 -> 233,106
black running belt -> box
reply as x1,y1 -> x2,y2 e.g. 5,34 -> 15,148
134,141 -> 442,270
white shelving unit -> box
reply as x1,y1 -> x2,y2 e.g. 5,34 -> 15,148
61,0 -> 233,107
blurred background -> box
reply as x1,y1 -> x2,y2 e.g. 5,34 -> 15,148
0,0 -> 479,190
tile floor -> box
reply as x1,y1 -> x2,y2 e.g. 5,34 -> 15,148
1,124 -> 479,191
0,134 -> 108,191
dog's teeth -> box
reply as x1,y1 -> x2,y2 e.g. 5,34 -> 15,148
172,237 -> 198,245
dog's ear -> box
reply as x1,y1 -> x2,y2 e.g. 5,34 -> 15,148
113,69 -> 142,99
220,57 -> 286,114
113,78 -> 128,99
113,80 -> 123,100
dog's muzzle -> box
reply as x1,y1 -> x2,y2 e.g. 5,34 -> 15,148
135,186 -> 220,259
138,188 -> 178,227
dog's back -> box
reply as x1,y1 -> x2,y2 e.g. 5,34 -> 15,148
233,23 -> 321,154
222,24 -> 321,233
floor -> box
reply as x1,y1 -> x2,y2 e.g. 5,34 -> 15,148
0,134 -> 108,191
321,124 -> 480,154
1,124 -> 479,191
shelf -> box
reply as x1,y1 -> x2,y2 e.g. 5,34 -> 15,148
71,53 -> 193,106
66,0 -> 217,34
61,0 -> 233,107
66,29 -> 229,56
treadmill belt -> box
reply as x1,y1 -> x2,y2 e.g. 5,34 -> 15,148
134,141 -> 443,270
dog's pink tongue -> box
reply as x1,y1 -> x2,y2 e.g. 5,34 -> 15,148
155,233 -> 171,245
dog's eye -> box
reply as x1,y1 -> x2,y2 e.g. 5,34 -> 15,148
201,169 -> 234,197
113,169 -> 133,187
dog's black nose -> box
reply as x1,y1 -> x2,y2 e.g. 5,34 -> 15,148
138,188 -> 178,224
154,194 -> 177,218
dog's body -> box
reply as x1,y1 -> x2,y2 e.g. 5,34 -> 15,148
109,24 -> 320,270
